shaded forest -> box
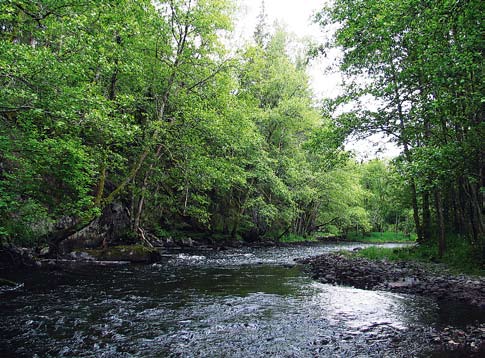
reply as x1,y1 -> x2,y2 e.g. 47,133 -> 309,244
0,0 -> 483,266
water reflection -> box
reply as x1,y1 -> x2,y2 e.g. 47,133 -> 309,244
311,283 -> 438,330
0,243 -> 481,357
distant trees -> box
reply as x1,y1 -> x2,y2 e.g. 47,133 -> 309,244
317,0 -> 484,256
360,160 -> 414,234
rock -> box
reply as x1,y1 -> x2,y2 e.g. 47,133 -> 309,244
58,202 -> 131,253
39,259 -> 130,270
83,245 -> 161,263
297,252 -> 485,308
0,244 -> 40,268
0,278 -> 18,287
39,246 -> 50,257
179,237 -> 194,247
68,251 -> 96,261
388,277 -> 419,288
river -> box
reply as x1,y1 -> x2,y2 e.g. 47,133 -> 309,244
1,242 -> 483,357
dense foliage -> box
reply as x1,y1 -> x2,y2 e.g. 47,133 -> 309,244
1,0 -> 482,269
0,0 -> 379,246
317,0 -> 484,259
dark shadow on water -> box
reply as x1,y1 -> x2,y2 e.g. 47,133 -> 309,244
1,243 -> 483,357
435,300 -> 485,327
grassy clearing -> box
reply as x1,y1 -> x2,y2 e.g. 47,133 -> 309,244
355,236 -> 484,276
347,231 -> 416,243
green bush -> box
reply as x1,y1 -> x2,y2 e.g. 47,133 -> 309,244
0,199 -> 52,247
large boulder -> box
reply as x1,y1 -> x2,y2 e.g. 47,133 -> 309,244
58,203 -> 130,253
178,237 -> 194,247
0,244 -> 40,268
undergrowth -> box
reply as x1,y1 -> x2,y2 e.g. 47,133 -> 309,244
356,235 -> 484,276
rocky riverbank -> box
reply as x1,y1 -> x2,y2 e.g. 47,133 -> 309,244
0,237 -> 323,271
0,243 -> 162,271
297,252 -> 485,355
297,253 -> 485,308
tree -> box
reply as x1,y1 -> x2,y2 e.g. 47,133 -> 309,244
2,0 -> 409,250
316,0 -> 484,257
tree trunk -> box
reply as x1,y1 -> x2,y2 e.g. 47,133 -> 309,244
231,215 -> 240,239
422,191 -> 431,241
410,179 -> 424,243
94,164 -> 106,208
389,49 -> 423,244
434,190 -> 446,258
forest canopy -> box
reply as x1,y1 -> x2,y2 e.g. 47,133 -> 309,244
0,0 -> 483,264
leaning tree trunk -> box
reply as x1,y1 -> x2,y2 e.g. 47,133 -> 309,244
56,203 -> 130,254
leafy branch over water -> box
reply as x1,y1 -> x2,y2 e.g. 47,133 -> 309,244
0,0 -> 483,270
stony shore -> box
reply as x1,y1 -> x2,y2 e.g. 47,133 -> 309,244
296,253 -> 485,308
296,252 -> 485,355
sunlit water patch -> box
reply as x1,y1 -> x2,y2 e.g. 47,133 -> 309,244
0,243 -> 481,357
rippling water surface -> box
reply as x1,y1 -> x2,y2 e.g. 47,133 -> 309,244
1,243 -> 483,357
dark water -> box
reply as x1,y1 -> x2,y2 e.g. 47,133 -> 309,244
1,243 -> 484,357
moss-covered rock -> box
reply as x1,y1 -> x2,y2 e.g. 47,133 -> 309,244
84,245 -> 161,263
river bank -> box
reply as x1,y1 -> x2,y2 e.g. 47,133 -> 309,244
297,252 -> 485,308
0,238 -> 350,271
297,252 -> 485,355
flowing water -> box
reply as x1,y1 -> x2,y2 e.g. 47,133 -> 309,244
1,242 -> 484,357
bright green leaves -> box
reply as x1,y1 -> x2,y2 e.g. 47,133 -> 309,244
0,0 -> 159,243
318,0 -> 484,247
1,0 -> 378,245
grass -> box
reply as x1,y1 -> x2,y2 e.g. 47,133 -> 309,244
355,235 -> 485,276
355,246 -> 418,260
347,231 -> 416,243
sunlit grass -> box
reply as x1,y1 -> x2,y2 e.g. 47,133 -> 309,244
355,235 -> 484,276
